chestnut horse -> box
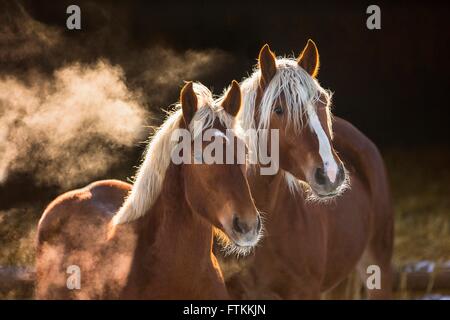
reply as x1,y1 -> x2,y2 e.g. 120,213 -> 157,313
218,41 -> 393,299
36,81 -> 262,299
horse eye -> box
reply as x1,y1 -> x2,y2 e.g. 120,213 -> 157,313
274,106 -> 283,115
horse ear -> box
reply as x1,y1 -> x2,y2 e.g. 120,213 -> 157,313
221,80 -> 241,117
258,44 -> 277,87
297,39 -> 320,78
180,82 -> 198,126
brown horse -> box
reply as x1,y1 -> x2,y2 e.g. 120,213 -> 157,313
36,81 -> 262,299
219,41 -> 394,299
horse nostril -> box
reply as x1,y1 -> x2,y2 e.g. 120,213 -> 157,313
232,215 -> 243,234
314,167 -> 327,186
232,215 -> 249,234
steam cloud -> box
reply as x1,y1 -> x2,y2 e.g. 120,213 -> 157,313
0,61 -> 146,188
128,47 -> 232,107
0,3 -> 233,190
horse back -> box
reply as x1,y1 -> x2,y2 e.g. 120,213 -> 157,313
36,179 -> 133,299
37,180 -> 130,243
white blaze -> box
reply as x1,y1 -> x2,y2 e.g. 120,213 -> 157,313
306,104 -> 338,183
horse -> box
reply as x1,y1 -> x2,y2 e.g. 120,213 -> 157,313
35,81 -> 263,299
218,41 -> 394,299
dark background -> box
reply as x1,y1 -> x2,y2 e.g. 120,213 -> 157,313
9,0 -> 450,147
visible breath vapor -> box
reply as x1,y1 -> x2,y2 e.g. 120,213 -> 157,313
128,46 -> 232,107
0,61 -> 147,188
0,3 -> 233,190
0,2 -> 63,73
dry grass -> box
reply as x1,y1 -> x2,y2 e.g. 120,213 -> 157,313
0,206 -> 39,267
385,146 -> 450,265
0,206 -> 40,299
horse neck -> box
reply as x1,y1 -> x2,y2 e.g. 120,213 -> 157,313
126,163 -> 225,298
247,165 -> 285,211
144,163 -> 215,262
